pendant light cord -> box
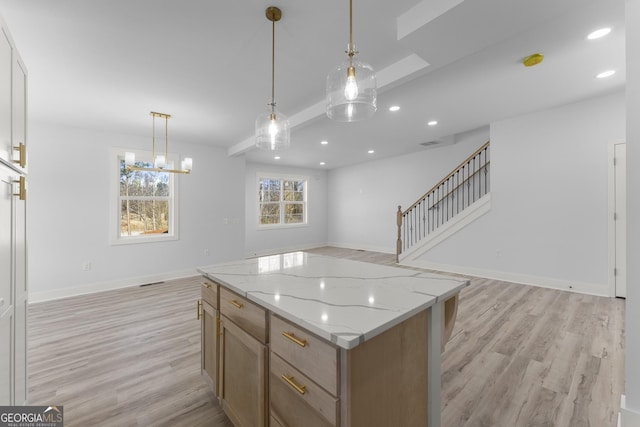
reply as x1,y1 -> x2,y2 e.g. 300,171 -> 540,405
271,18 -> 276,113
348,0 -> 355,65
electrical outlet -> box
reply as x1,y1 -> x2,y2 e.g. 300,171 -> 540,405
82,262 -> 92,271
204,249 -> 210,256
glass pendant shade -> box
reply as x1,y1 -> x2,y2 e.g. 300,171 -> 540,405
256,6 -> 290,151
326,54 -> 377,122
256,105 -> 290,151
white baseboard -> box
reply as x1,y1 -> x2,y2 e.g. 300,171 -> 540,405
620,395 -> 640,427
400,258 -> 609,297
29,269 -> 198,303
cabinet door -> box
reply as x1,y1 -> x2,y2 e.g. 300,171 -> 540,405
12,56 -> 27,170
201,299 -> 218,392
0,314 -> 12,405
0,167 -> 12,319
219,316 -> 267,427
0,26 -> 11,163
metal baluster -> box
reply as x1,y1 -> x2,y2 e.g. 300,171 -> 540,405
468,160 -> 471,207
422,199 -> 426,239
445,179 -> 448,222
477,153 -> 480,200
427,194 -> 431,235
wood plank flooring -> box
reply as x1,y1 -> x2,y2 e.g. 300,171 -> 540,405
27,247 -> 625,426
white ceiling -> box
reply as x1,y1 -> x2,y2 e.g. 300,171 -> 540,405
0,0 -> 626,170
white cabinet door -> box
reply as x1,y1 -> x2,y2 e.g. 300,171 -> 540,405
0,27 -> 11,163
0,315 -> 12,405
12,56 -> 27,170
0,166 -> 12,319
1,165 -> 15,405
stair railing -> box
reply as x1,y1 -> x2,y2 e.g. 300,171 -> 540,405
396,141 -> 490,262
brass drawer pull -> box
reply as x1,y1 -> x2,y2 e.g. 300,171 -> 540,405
197,300 -> 202,320
230,300 -> 244,309
281,375 -> 306,395
13,176 -> 26,201
282,331 -> 307,348
13,142 -> 26,168
202,282 -> 212,289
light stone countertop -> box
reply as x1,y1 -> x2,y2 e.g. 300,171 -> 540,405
198,251 -> 469,349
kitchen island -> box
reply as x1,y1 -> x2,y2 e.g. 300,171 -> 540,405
198,252 -> 469,427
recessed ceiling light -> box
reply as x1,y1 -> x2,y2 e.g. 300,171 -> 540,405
321,140 -> 329,145
597,70 -> 616,79
274,156 -> 281,160
587,27 -> 611,40
389,105 -> 400,112
368,150 -> 375,154
320,162 -> 326,166
427,120 -> 438,126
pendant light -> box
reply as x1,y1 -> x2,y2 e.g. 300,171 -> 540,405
125,112 -> 192,174
326,0 -> 377,122
256,6 -> 290,151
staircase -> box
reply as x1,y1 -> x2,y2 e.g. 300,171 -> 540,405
396,141 -> 490,262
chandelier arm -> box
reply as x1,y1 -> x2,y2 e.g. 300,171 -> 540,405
152,113 -> 156,163
164,113 -> 169,161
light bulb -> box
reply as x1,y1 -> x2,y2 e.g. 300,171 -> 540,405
344,67 -> 358,101
155,155 -> 166,168
124,152 -> 135,166
269,119 -> 278,150
269,119 -> 278,137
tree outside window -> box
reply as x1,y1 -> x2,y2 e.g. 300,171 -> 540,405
111,148 -> 179,244
258,176 -> 307,226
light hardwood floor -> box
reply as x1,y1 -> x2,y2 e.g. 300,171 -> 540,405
27,247 -> 624,426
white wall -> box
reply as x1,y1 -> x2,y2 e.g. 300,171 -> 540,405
244,162 -> 328,257
327,127 -> 490,253
27,121 -> 245,301
624,0 -> 640,422
411,91 -> 625,296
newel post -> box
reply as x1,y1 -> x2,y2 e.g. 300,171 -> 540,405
396,205 -> 403,263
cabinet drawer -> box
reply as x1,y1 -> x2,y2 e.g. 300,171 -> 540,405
220,287 -> 267,344
270,353 -> 338,427
270,315 -> 338,395
201,277 -> 218,308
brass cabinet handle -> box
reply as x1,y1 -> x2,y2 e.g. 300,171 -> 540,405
197,300 -> 202,320
201,282 -> 212,289
13,176 -> 26,201
281,375 -> 306,395
282,332 -> 307,348
216,317 -> 221,337
229,300 -> 243,309
13,142 -> 26,168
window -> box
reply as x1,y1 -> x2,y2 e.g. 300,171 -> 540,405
111,148 -> 179,244
258,175 -> 307,227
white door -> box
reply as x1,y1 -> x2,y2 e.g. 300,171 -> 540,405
614,142 -> 627,298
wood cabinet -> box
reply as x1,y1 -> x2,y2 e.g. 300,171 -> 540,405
218,288 -> 268,427
0,14 -> 27,407
200,278 -> 219,392
200,265 -> 463,427
270,314 -> 339,427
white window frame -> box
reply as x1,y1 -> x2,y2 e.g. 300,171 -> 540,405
110,147 -> 180,245
256,173 -> 308,229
